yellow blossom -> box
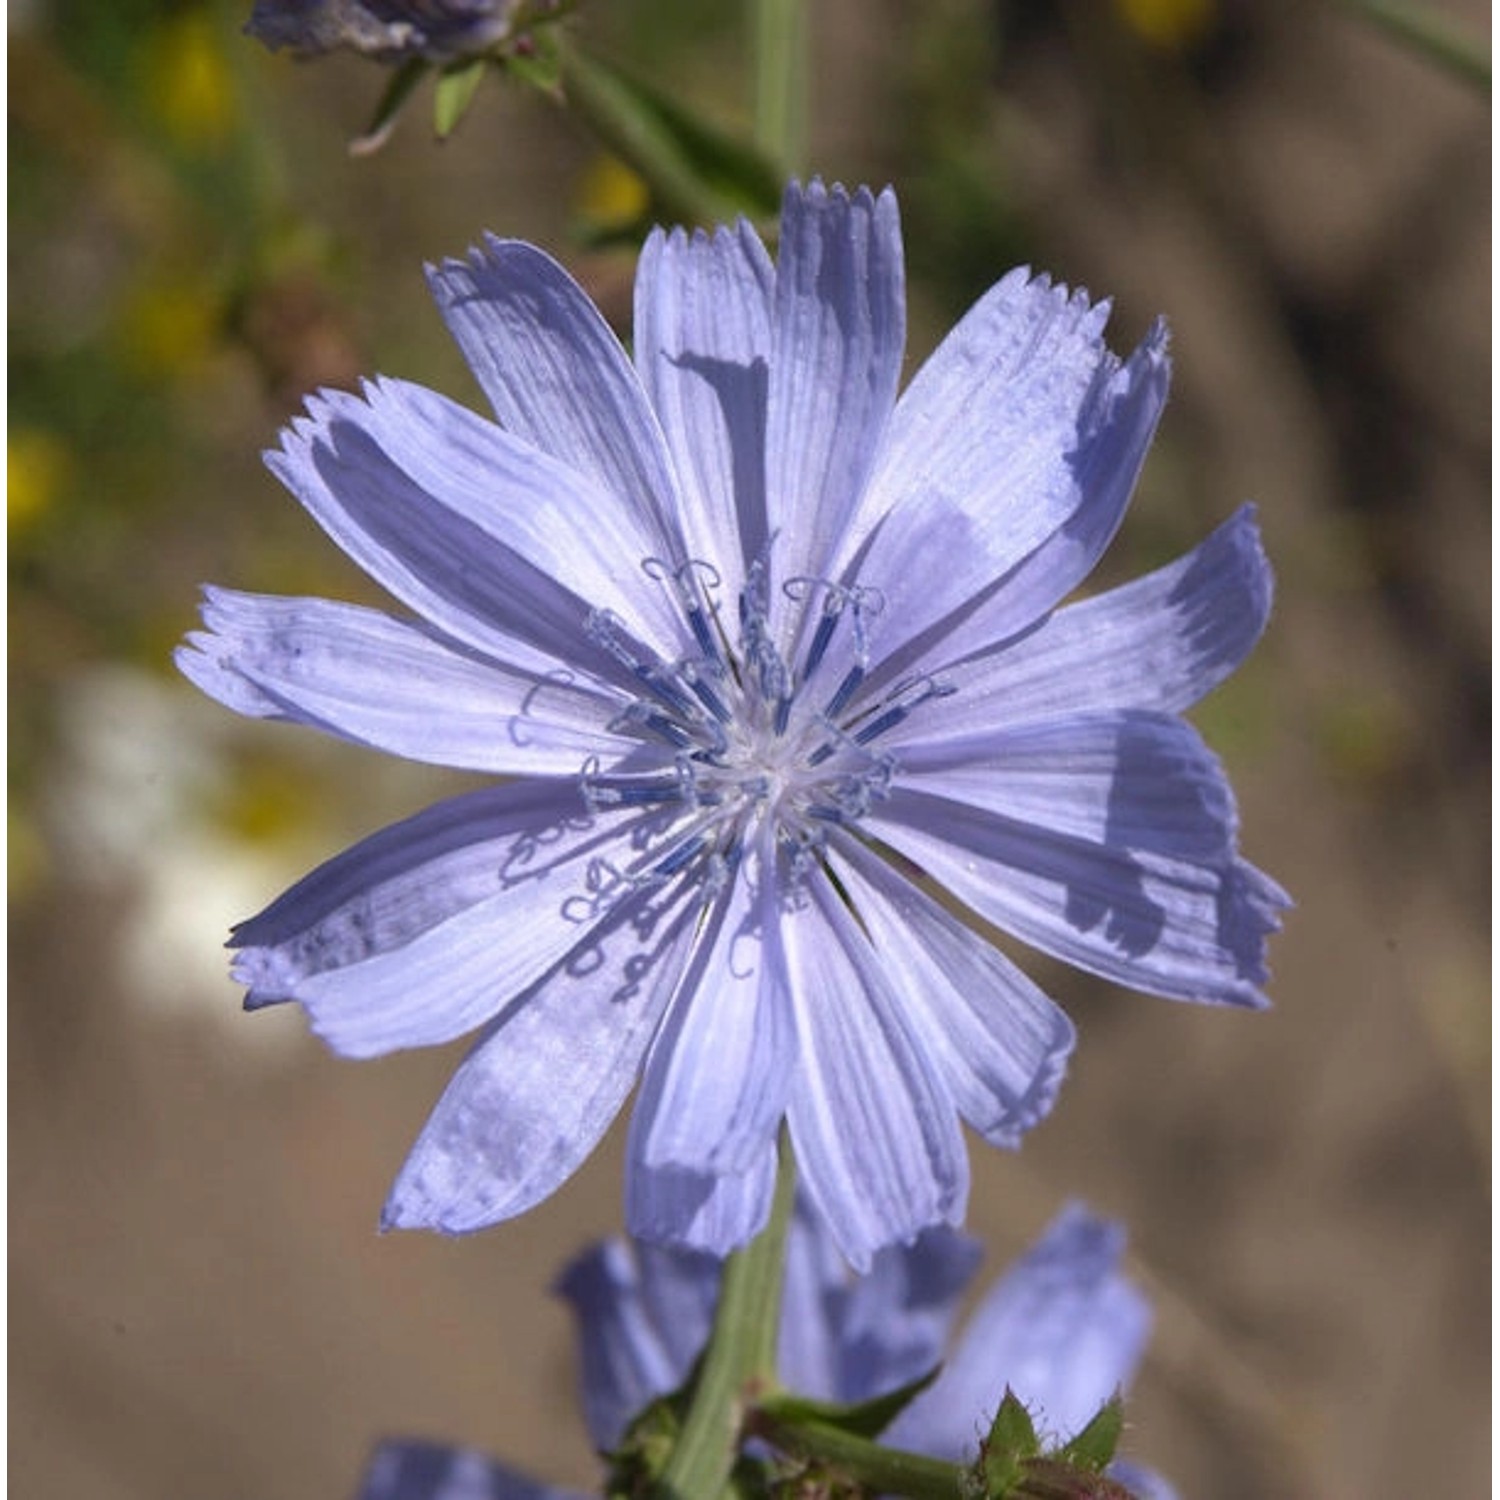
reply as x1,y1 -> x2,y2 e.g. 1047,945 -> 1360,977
8,428 -> 69,532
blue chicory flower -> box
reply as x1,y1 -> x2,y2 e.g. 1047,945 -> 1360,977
358,1442 -> 580,1500
246,0 -> 538,63
178,180 -> 1286,1267
357,1204 -> 1176,1499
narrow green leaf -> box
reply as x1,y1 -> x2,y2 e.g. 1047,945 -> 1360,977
559,43 -> 780,229
629,71 -> 782,218
349,57 -> 428,156
750,1411 -> 965,1500
433,59 -> 488,138
759,1363 -> 942,1441
1339,0 -> 1490,90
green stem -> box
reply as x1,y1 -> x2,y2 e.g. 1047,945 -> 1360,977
752,0 -> 808,174
1337,0 -> 1491,91
656,1139 -> 798,1500
557,42 -> 724,227
751,1407 -> 966,1500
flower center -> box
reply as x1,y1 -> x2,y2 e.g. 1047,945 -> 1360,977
578,555 -> 951,890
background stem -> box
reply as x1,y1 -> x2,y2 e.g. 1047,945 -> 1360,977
752,0 -> 809,173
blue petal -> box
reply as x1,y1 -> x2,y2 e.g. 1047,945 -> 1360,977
773,1199 -> 856,1400
177,587 -> 630,776
357,1440 -> 583,1500
828,1226 -> 983,1406
265,383 -> 678,685
237,786 -> 652,1057
776,1205 -> 982,1405
625,1136 -> 778,1256
554,1237 -> 718,1452
632,840 -> 795,1177
922,506 -> 1274,719
869,788 -> 1287,1009
847,286 -> 1168,675
383,881 -> 703,1234
358,375 -> 695,659
784,868 -> 969,1271
426,236 -> 690,567
886,1204 -> 1151,1458
230,781 -> 597,1003
634,219 -> 775,606
909,322 -> 1171,671
892,711 -> 1242,864
827,834 -> 1075,1147
1108,1459 -> 1182,1500
765,181 -> 906,597
628,1239 -> 724,1387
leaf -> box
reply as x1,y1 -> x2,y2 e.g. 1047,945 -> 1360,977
622,68 -> 782,218
987,1390 -> 1040,1460
503,27 -> 564,97
978,1389 -> 1040,1495
758,1363 -> 942,1440
1055,1395 -> 1124,1473
349,57 -> 428,156
559,44 -> 781,227
433,59 -> 488,139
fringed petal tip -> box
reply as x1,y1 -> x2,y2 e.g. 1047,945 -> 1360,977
264,381 -> 366,460
230,946 -> 296,1010
980,1012 -> 1078,1151
783,176 -> 899,219
1208,857 -> 1292,1012
1202,501 -> 1275,639
423,232 -> 560,299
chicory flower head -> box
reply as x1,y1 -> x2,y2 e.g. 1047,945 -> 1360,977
178,180 -> 1286,1267
246,0 -> 540,63
358,1204 -> 1176,1499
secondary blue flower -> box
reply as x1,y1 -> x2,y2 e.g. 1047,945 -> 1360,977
178,180 -> 1286,1267
357,1204 -> 1175,1499
358,1442 -> 582,1500
247,0 -> 535,62
562,1204 -> 1172,1494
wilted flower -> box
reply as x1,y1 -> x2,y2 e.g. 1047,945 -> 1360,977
358,1204 -> 1175,1498
178,180 -> 1286,1266
246,0 -> 542,64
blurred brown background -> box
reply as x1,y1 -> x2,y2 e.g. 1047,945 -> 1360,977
9,2 -> 1490,1497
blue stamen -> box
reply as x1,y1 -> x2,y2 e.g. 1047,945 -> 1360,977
586,777 -> 689,808
802,607 -> 841,681
853,705 -> 908,744
825,665 -> 864,718
651,836 -> 706,878
685,604 -> 722,666
637,711 -> 695,750
680,661 -> 732,725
